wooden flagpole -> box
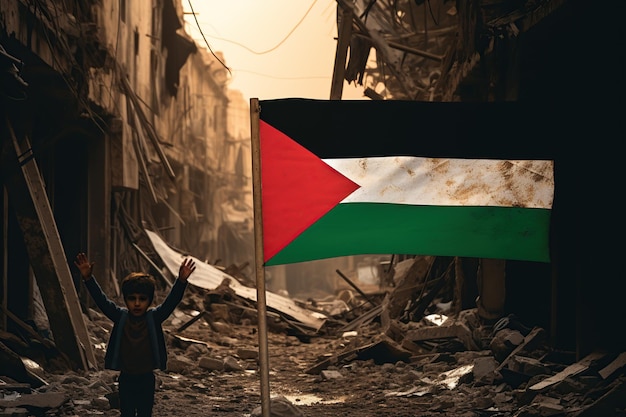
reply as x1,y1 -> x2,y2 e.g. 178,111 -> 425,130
250,98 -> 271,417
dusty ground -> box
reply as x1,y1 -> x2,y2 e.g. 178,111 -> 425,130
2,282 -> 626,417
42,316 -> 493,417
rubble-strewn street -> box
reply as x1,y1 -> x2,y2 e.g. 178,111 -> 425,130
2,256 -> 625,417
2,0 -> 625,416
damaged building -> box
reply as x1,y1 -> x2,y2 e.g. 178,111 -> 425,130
328,0 -> 623,356
0,0 -> 624,415
1,0 -> 253,371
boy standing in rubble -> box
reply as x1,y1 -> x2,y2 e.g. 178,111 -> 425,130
74,252 -> 196,417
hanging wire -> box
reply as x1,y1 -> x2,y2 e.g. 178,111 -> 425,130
427,0 -> 440,26
186,0 -> 231,77
188,0 -> 319,56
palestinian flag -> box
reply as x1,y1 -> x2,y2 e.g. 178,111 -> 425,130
256,99 -> 555,266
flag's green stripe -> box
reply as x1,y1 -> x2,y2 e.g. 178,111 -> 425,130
265,203 -> 551,266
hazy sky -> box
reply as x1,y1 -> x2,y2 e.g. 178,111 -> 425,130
182,0 -> 366,102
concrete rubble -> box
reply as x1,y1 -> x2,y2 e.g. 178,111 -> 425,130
1,256 -> 625,416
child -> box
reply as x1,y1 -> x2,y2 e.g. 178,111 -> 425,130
74,252 -> 196,417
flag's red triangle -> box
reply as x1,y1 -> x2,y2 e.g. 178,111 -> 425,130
260,120 -> 360,263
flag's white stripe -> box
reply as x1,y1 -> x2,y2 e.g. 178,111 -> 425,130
323,157 -> 554,209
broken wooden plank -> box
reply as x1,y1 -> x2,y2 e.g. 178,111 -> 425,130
131,125 -> 158,203
0,304 -> 72,368
2,123 -> 95,370
0,342 -> 46,388
338,304 -> 383,333
574,377 -> 626,417
170,334 -> 212,348
305,337 -> 412,375
335,269 -> 378,307
119,70 -> 175,181
176,311 -> 207,332
132,242 -> 172,288
330,4 -> 352,100
495,327 -> 546,373
528,351 -> 606,391
598,352 -> 626,380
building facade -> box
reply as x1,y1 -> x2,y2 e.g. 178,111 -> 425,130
0,0 -> 252,369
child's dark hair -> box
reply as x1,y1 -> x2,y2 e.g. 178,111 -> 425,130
121,273 -> 156,304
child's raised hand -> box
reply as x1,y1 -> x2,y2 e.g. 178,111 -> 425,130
178,258 -> 196,282
74,252 -> 95,280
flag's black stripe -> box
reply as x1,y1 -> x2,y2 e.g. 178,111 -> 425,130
259,99 -> 561,160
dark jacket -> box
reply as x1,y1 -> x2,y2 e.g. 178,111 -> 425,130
84,276 -> 187,371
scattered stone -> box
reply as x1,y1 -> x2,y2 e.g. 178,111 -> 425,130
472,356 -> 498,381
167,355 -> 196,374
0,407 -> 29,417
223,356 -> 244,371
237,348 -> 258,360
250,395 -> 304,417
490,329 -> 524,362
198,356 -> 223,371
320,370 -> 344,380
91,396 -> 110,410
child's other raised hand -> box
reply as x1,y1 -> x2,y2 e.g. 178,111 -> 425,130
178,258 -> 196,282
74,252 -> 95,280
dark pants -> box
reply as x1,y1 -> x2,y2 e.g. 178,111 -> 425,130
118,371 -> 155,417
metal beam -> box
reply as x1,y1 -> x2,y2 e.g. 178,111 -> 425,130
330,4 -> 353,100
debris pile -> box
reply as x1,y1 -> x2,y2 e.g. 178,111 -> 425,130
1,256 -> 625,416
